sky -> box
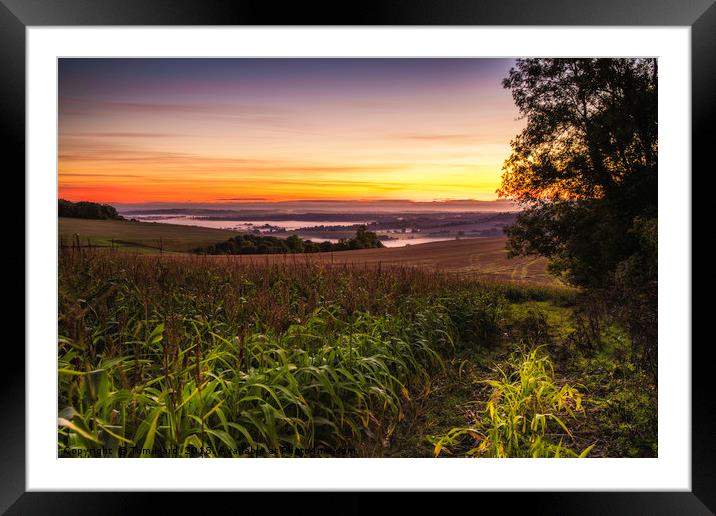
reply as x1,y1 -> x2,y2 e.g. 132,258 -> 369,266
58,58 -> 524,205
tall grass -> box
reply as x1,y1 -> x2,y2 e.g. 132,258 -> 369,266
430,348 -> 593,458
58,249 -> 508,457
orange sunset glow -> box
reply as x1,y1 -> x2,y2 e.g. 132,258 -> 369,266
58,59 -> 523,204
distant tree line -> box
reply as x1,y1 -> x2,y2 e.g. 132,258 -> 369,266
194,225 -> 384,255
59,199 -> 124,220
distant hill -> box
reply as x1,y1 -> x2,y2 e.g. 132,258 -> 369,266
114,198 -> 519,214
59,199 -> 125,220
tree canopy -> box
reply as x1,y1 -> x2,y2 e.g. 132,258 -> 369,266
59,199 -> 125,220
194,225 -> 384,255
498,59 -> 658,368
499,58 -> 657,205
498,58 -> 657,289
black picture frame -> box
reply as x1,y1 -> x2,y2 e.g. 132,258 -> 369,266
4,0 -> 710,513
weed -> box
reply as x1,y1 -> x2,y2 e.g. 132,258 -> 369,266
430,348 -> 593,458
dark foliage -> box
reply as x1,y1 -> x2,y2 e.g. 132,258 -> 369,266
194,225 -> 384,255
498,59 -> 658,371
59,199 -> 124,220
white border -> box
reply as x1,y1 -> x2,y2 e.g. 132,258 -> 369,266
27,27 -> 691,491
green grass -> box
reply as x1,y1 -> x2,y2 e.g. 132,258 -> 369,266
504,299 -> 657,457
59,217 -> 244,253
388,297 -> 657,459
563,326 -> 658,458
429,348 -> 593,458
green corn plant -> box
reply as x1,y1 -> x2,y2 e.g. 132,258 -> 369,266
58,250 -> 526,457
431,347 -> 594,458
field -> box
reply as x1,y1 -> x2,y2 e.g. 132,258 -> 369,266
59,218 -> 557,285
59,217 -> 243,253
58,245 -> 656,458
56,57 -> 659,463
226,237 -> 556,286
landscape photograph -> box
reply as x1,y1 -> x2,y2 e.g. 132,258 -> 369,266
57,57 -> 657,458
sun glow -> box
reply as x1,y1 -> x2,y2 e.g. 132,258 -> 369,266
59,58 -> 523,204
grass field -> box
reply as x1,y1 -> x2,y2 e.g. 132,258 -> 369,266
59,218 -> 557,286
57,249 -> 655,458
59,217 -> 243,253
57,218 -> 653,459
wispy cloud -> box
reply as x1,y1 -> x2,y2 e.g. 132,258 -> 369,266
60,172 -> 144,178
59,143 -> 411,174
216,197 -> 270,201
57,58 -> 523,203
65,132 -> 194,139
60,98 -> 287,116
390,133 -> 478,143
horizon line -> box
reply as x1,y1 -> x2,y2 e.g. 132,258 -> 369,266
60,197 -> 516,206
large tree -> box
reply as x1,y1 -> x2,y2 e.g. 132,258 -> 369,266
498,58 -> 657,288
498,58 -> 657,365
